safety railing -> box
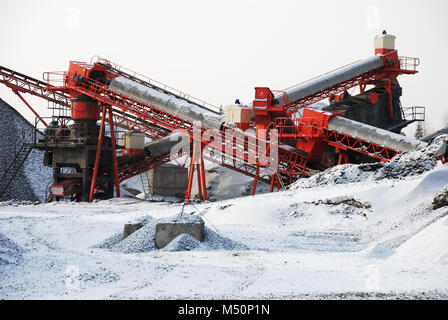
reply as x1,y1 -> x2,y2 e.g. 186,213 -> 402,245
90,55 -> 220,113
402,106 -> 425,122
31,116 -> 125,148
43,71 -> 67,86
398,56 -> 420,73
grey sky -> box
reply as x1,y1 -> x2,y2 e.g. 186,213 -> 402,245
1,0 -> 447,135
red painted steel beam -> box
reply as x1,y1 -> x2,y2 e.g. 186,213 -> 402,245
13,90 -> 48,126
108,106 -> 121,198
0,66 -> 70,107
89,104 -> 107,202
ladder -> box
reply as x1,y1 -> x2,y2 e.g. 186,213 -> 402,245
139,170 -> 151,200
0,143 -> 33,199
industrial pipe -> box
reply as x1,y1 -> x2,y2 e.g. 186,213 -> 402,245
109,77 -> 224,130
272,55 -> 385,106
144,132 -> 186,157
328,115 -> 427,152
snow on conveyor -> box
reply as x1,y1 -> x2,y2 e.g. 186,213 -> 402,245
272,55 -> 384,106
109,77 -> 224,130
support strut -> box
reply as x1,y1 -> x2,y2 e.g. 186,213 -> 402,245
251,166 -> 260,195
108,106 -> 120,198
89,104 -> 107,202
14,90 -> 48,127
185,140 -> 207,202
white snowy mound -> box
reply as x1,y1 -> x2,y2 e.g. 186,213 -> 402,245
393,214 -> 448,264
0,232 -> 24,265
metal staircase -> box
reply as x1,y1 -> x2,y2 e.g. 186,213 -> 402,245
0,143 -> 33,199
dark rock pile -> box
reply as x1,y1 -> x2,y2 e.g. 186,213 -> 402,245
0,98 -> 51,202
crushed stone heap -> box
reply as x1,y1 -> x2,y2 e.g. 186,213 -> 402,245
95,214 -> 248,253
290,134 -> 447,190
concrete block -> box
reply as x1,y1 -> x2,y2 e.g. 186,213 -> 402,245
155,220 -> 205,249
123,223 -> 143,239
147,164 -> 188,198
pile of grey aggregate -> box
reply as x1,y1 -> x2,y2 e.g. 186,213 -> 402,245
0,98 -> 52,202
291,134 -> 446,190
94,214 -> 247,253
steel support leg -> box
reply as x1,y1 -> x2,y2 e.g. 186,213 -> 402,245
185,143 -> 196,202
200,149 -> 207,200
252,166 -> 260,195
196,164 -> 203,200
270,173 -> 276,193
108,106 -> 120,198
89,104 -> 107,202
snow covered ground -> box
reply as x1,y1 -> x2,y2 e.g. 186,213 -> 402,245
1,138 -> 448,299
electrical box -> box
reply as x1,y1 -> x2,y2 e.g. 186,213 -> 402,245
123,130 -> 145,150
224,105 -> 251,124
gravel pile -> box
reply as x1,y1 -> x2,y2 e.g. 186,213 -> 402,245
0,98 -> 52,202
290,135 -> 446,190
0,232 -> 24,265
95,214 -> 247,253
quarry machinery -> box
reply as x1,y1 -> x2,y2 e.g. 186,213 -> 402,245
0,33 -> 426,202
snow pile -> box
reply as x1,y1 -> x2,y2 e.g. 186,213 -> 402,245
0,98 -> 52,202
0,232 -> 24,265
360,166 -> 448,250
290,135 -> 446,189
432,185 -> 448,210
393,214 -> 448,264
95,214 -> 247,253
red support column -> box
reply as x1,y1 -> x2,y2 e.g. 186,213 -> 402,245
200,150 -> 207,200
185,141 -> 207,202
89,104 -> 107,202
359,84 -> 366,94
269,173 -> 276,193
252,166 -> 260,195
185,141 -> 196,202
196,163 -> 203,200
108,106 -> 120,198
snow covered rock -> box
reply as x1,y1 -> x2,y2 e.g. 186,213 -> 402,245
432,186 -> 448,210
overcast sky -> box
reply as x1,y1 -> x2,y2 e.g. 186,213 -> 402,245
1,0 -> 447,136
